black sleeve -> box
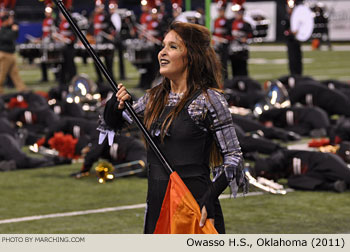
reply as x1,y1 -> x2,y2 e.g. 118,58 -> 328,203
199,172 -> 229,219
103,94 -> 125,131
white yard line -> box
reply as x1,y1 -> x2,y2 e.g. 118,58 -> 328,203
0,203 -> 146,224
0,189 -> 293,225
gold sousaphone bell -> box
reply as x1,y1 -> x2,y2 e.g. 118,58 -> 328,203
95,161 -> 115,184
95,160 -> 146,183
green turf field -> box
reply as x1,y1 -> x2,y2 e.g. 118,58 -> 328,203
1,43 -> 350,234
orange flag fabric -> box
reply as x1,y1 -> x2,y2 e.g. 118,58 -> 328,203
154,171 -> 218,234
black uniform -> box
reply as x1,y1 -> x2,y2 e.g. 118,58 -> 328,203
232,122 -> 283,157
81,134 -> 147,174
232,114 -> 301,141
1,91 -> 48,109
288,81 -> 350,117
321,79 -> 350,100
258,106 -> 330,137
0,133 -> 55,170
42,117 -> 99,150
332,117 -> 350,143
0,116 -> 17,137
3,92 -> 60,144
254,149 -> 350,192
278,75 -> 314,90
6,105 -> 60,140
47,87 -> 86,119
224,76 -> 265,109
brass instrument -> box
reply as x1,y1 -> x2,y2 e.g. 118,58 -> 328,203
95,161 -> 115,184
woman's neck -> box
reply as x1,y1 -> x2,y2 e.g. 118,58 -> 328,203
170,76 -> 187,94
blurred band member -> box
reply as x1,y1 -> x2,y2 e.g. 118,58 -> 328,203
138,7 -> 162,90
109,1 -> 126,80
93,1 -> 115,85
40,5 -> 55,82
56,11 -> 77,91
283,0 -> 303,75
0,13 -> 27,94
229,6 -> 252,77
213,3 -> 230,80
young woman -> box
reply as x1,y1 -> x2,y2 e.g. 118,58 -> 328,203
103,22 -> 245,233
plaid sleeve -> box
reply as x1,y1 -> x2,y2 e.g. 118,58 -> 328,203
206,89 -> 246,196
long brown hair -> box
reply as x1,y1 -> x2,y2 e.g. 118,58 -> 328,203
143,22 -> 224,168
144,22 -> 223,137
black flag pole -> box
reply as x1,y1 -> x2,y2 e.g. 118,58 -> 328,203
53,0 -> 173,174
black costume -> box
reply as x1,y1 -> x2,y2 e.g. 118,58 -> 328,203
103,89 -> 244,234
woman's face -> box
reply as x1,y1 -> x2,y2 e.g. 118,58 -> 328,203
158,30 -> 188,81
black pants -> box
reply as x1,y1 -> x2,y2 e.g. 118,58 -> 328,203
41,62 -> 48,82
230,53 -> 248,77
59,44 -> 77,90
116,40 -> 126,80
216,44 -> 229,80
287,39 -> 302,75
94,51 -> 115,84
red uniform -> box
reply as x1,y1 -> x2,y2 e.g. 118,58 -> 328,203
59,19 -> 75,44
213,17 -> 229,39
93,12 -> 107,36
230,18 -> 253,42
146,19 -> 161,40
140,12 -> 152,26
42,17 -> 54,39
